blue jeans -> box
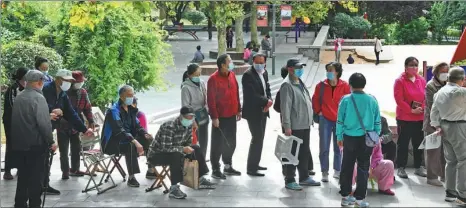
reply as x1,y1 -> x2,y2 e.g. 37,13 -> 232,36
319,115 -> 342,172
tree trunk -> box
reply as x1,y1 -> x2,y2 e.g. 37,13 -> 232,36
250,0 -> 259,47
159,6 -> 168,25
208,17 -> 213,40
235,16 -> 245,52
217,24 -> 227,57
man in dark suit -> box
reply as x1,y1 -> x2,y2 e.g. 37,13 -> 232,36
241,53 -> 272,177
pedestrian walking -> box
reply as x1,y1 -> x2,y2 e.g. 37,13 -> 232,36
334,37 -> 344,63
261,35 -> 271,58
226,27 -> 234,49
374,36 -> 383,65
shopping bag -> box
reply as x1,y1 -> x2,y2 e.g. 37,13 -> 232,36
419,131 -> 442,150
182,158 -> 199,189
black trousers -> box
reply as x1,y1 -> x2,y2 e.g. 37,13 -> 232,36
15,147 -> 47,208
227,40 -> 233,48
57,131 -> 81,172
340,135 -> 373,200
150,145 -> 209,185
280,116 -> 314,171
210,116 -> 237,170
246,115 -> 267,172
375,50 -> 380,65
120,143 -> 140,175
283,128 -> 311,184
382,141 -> 397,164
396,120 -> 424,168
197,121 -> 209,159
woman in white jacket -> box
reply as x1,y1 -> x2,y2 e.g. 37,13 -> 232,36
374,36 -> 383,65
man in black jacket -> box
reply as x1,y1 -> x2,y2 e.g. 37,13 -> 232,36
241,53 -> 272,176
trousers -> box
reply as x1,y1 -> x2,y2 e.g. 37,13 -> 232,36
283,128 -> 311,184
381,141 -> 397,164
15,147 -> 47,208
318,115 -> 341,172
424,130 -> 446,180
57,130 -> 81,172
246,115 -> 267,172
441,121 -> 466,198
211,116 -> 237,170
396,120 -> 424,168
120,143 -> 140,175
197,121 -> 209,159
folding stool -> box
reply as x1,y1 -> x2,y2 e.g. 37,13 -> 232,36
104,155 -> 127,182
145,164 -> 171,194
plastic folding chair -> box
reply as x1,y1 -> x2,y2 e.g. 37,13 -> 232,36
80,129 -> 118,194
145,164 -> 171,194
104,155 -> 127,182
275,134 -> 303,166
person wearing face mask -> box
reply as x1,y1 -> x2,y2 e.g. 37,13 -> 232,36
241,53 -> 272,177
41,69 -> 94,195
393,57 -> 427,179
312,62 -> 350,183
101,85 -> 153,188
56,71 -> 96,179
34,56 -> 53,84
422,62 -> 449,186
2,67 -> 29,180
207,54 -> 242,179
181,64 -> 209,158
280,58 -> 321,190
147,106 -> 216,199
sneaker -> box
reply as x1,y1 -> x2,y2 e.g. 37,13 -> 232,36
299,177 -> 321,186
224,166 -> 241,176
445,191 -> 458,202
341,196 -> 356,206
414,168 -> 427,177
397,168 -> 408,179
45,186 -> 61,195
212,170 -> 226,179
379,189 -> 395,196
127,177 -> 140,187
199,177 -> 216,189
456,196 -> 466,206
333,171 -> 340,179
62,172 -> 70,180
355,200 -> 369,207
169,185 -> 187,199
285,182 -> 303,191
427,179 -> 443,187
3,172 -> 13,180
145,171 -> 156,179
322,172 -> 329,182
69,170 -> 85,177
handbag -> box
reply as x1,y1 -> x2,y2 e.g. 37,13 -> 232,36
312,82 -> 325,124
182,156 -> 199,190
195,108 -> 209,125
350,95 -> 379,147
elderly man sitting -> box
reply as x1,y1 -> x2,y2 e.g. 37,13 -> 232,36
430,67 -> 466,205
147,106 -> 215,199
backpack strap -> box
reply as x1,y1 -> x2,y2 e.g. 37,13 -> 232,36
318,81 -> 324,108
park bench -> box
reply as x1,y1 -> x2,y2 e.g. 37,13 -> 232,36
162,25 -> 207,41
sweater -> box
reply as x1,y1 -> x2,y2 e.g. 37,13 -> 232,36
336,92 -> 381,141
312,79 -> 351,122
207,71 -> 241,119
394,72 -> 426,121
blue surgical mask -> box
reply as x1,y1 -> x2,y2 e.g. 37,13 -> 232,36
181,118 -> 194,127
228,62 -> 235,71
326,72 -> 335,80
294,68 -> 304,78
124,97 -> 134,106
253,64 -> 265,71
191,77 -> 200,83
43,71 -> 49,76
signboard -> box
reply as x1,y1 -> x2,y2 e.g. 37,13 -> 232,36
280,5 -> 292,27
256,5 -> 268,27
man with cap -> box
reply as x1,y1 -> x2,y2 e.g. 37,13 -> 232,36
42,69 -> 93,195
147,106 -> 216,199
11,70 -> 58,207
241,53 -> 272,177
57,70 -> 95,179
3,67 -> 29,180
280,58 -> 321,190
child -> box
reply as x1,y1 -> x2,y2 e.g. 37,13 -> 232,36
347,54 -> 355,64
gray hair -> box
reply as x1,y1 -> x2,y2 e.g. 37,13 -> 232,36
448,67 -> 465,83
432,62 -> 449,77
118,85 -> 134,96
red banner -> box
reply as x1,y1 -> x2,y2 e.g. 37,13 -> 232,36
256,5 -> 268,27
280,5 -> 292,27
451,30 -> 466,65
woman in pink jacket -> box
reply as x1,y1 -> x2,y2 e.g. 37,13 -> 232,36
393,57 -> 427,179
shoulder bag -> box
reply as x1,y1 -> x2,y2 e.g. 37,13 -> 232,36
350,95 -> 379,147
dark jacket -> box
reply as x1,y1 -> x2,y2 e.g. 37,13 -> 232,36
3,82 -> 24,139
11,88 -> 54,151
42,81 -> 87,133
101,100 -> 147,155
241,67 -> 271,119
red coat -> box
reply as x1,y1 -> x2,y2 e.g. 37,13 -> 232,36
394,72 -> 426,121
312,79 -> 351,122
207,70 -> 241,119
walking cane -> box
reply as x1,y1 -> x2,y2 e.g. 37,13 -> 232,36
42,151 -> 55,208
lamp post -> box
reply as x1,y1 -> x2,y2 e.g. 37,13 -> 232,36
271,4 -> 276,75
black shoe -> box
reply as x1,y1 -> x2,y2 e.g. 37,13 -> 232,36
212,170 -> 226,179
224,167 -> 241,176
62,172 -> 69,180
446,191 -> 458,202
258,166 -> 267,171
45,186 -> 60,195
247,171 -> 265,177
309,170 -> 316,176
145,171 -> 156,179
127,177 -> 140,187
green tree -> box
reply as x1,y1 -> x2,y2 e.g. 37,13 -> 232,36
212,1 -> 243,56
291,1 -> 332,24
395,17 -> 430,44
331,13 -> 371,38
183,10 -> 206,25
1,2 -> 48,40
427,1 -> 466,44
250,0 -> 259,46
156,1 -> 191,25
363,2 -> 432,25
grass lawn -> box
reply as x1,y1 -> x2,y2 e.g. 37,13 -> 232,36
382,110 -> 396,118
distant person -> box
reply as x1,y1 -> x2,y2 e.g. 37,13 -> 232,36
334,37 -> 344,63
191,45 -> 205,63
243,42 -> 252,62
347,54 -> 355,64
34,56 -> 53,84
248,47 -> 260,65
226,27 -> 234,49
261,35 -> 271,58
374,36 -> 383,65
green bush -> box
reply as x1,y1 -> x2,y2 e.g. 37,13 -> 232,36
347,16 -> 371,39
447,28 -> 462,37
331,13 -> 371,39
0,28 -> 20,45
183,10 -> 206,25
368,23 -> 398,44
2,41 -> 63,77
394,17 -> 429,44
454,59 -> 466,66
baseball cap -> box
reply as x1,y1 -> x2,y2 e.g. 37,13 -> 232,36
72,71 -> 87,82
286,58 -> 306,68
24,70 -> 45,82
55,69 -> 75,80
180,106 -> 195,116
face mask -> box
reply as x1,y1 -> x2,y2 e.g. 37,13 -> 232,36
74,82 -> 84,89
124,97 -> 134,106
228,62 -> 235,71
326,72 -> 335,80
181,118 -> 194,127
294,68 -> 304,78
191,77 -> 200,83
60,81 -> 71,91
43,71 -> 49,76
406,67 -> 418,76
253,64 -> 265,73
438,73 -> 448,82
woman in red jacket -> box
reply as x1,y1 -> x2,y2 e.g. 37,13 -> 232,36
393,57 -> 427,179
312,62 -> 351,182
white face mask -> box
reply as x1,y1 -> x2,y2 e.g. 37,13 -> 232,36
74,82 -> 84,89
438,73 -> 448,82
60,81 -> 71,91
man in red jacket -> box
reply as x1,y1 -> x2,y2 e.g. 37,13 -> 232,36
207,54 -> 242,179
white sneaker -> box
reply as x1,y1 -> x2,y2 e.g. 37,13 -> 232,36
322,172 -> 329,182
333,171 -> 340,179
427,179 -> 443,187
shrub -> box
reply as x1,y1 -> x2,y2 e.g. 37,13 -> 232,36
446,28 -> 462,37
183,10 -> 206,25
0,28 -> 20,45
2,41 -> 63,77
331,13 -> 371,39
347,16 -> 371,39
454,59 -> 466,66
394,17 -> 429,44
